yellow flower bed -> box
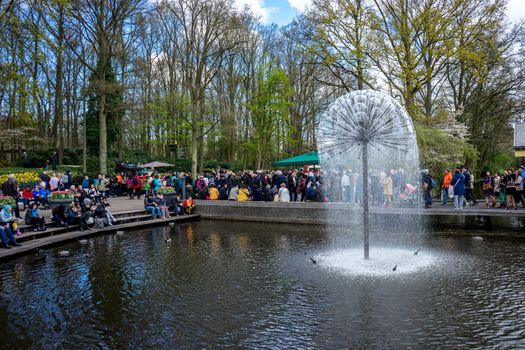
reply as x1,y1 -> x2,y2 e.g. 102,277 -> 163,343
0,172 -> 41,186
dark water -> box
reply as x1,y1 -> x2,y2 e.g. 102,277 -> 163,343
1,220 -> 525,349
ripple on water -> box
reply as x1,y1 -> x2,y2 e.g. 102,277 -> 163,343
316,247 -> 438,277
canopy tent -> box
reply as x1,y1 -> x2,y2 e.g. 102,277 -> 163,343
141,161 -> 175,168
272,151 -> 319,167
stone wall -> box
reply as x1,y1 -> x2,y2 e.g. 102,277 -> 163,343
193,200 -> 525,232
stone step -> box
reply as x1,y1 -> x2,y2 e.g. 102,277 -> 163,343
15,210 -> 185,243
0,214 -> 200,261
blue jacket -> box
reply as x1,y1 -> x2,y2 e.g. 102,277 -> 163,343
451,173 -> 465,195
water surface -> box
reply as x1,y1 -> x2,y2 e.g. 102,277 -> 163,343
1,221 -> 524,349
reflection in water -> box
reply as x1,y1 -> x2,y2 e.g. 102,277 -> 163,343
0,221 -> 524,348
237,233 -> 251,254
209,232 -> 221,257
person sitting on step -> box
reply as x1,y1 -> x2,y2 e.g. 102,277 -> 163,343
100,197 -> 117,225
0,205 -> 21,248
26,203 -> 46,231
155,193 -> 170,219
51,204 -> 67,227
144,193 -> 161,219
66,203 -> 87,231
21,185 -> 35,208
94,203 -> 110,228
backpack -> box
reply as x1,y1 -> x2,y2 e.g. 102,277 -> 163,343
132,178 -> 139,186
95,217 -> 105,229
430,177 -> 437,190
24,210 -> 32,225
62,174 -> 69,184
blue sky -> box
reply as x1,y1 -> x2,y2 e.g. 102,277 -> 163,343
233,0 -> 312,25
235,0 -> 524,26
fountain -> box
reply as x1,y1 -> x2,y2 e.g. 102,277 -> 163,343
318,90 -> 421,265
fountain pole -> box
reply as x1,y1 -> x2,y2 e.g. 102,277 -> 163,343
362,142 -> 369,259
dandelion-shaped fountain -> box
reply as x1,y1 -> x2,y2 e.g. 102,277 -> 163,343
318,90 -> 418,260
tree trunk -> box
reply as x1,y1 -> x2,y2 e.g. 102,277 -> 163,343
191,124 -> 198,181
191,91 -> 199,179
99,94 -> 107,174
55,6 -> 64,164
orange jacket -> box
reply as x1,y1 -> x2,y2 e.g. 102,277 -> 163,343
443,172 -> 452,188
184,199 -> 194,207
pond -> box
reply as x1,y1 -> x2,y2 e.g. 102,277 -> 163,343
1,220 -> 524,348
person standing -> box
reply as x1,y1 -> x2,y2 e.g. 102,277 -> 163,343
505,168 -> 517,210
381,172 -> 393,208
22,150 -> 29,168
49,173 -> 59,192
452,168 -> 465,210
288,171 -> 298,202
482,171 -> 496,208
1,174 -> 21,219
132,174 -> 142,199
464,168 -> 478,206
51,151 -> 58,170
441,169 -> 452,205
493,172 -> 501,208
237,184 -> 250,201
41,171 -> 51,190
98,175 -> 109,198
229,183 -> 239,201
209,184 -> 219,200
278,183 -> 291,202
421,170 -> 433,209
341,170 -> 351,203
115,173 -> 123,196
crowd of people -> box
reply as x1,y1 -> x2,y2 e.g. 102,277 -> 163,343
439,166 -> 525,210
1,163 -> 525,249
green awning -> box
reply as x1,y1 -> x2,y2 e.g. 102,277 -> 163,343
272,151 -> 319,167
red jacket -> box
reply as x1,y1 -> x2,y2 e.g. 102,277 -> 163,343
132,176 -> 141,189
22,188 -> 33,199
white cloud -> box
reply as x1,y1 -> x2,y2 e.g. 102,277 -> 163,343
506,0 -> 525,23
287,0 -> 312,12
233,0 -> 277,23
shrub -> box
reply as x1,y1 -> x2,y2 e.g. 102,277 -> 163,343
0,196 -> 16,206
0,171 -> 41,187
158,186 -> 175,194
49,191 -> 74,201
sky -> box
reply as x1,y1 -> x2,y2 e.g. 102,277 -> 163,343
233,0 -> 312,25
234,0 -> 525,26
